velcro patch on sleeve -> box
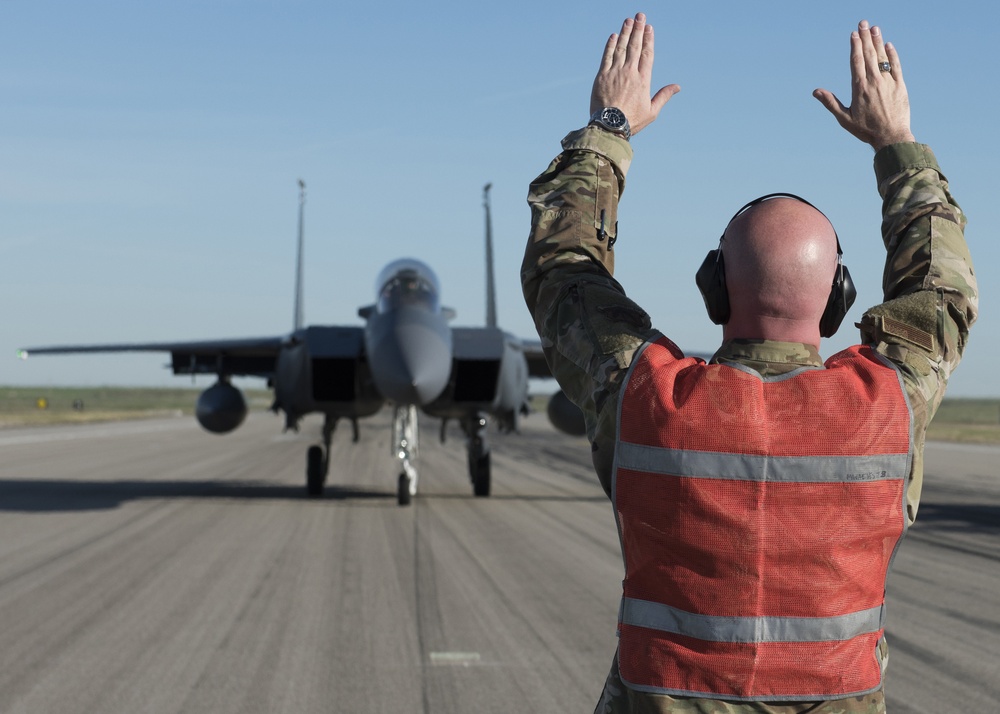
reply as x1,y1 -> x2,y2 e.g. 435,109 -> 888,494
881,315 -> 934,352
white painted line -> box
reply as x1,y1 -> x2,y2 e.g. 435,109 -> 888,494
429,652 -> 481,666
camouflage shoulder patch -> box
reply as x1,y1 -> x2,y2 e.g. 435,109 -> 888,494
860,292 -> 938,354
882,315 -> 934,352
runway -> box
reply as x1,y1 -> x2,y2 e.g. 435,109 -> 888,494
1,411 -> 997,713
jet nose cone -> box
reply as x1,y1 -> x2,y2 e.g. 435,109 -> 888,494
395,359 -> 450,405
367,309 -> 452,405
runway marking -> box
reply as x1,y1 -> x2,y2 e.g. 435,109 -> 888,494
429,652 -> 481,666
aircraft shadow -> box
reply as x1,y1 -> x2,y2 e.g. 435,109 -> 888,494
0,478 -> 394,513
0,479 -> 609,513
419,492 -> 608,504
911,500 -> 1000,533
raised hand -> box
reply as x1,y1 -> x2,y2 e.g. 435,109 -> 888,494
814,20 -> 915,150
590,12 -> 680,137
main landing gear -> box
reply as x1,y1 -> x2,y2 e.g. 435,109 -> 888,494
463,413 -> 491,498
306,444 -> 326,497
305,415 -> 358,498
305,408 -> 492,504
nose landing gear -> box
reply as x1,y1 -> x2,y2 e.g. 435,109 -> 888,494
393,404 -> 419,506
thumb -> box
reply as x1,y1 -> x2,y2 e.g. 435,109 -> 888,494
812,88 -> 847,119
631,84 -> 681,136
651,83 -> 681,114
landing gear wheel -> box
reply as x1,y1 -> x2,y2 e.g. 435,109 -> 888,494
472,452 -> 491,497
397,472 -> 412,506
306,445 -> 325,497
464,414 -> 491,499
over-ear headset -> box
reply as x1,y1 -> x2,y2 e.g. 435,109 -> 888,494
695,192 -> 857,338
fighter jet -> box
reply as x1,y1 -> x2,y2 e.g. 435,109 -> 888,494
19,182 -> 584,505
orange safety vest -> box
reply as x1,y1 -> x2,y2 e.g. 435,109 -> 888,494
613,337 -> 913,701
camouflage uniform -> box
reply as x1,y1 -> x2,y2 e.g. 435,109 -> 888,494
521,126 -> 978,714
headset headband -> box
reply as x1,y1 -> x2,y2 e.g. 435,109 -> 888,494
720,192 -> 844,258
696,192 -> 856,337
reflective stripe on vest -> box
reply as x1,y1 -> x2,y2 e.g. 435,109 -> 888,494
612,337 -> 913,702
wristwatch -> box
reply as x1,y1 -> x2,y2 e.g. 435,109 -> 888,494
589,107 -> 631,141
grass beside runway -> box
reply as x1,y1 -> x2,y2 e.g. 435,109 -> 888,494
530,392 -> 1000,445
2,387 -> 999,444
0,385 -> 272,427
925,398 -> 1000,444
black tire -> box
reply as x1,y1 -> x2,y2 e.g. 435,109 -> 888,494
307,445 -> 325,497
472,453 -> 491,497
397,472 -> 412,506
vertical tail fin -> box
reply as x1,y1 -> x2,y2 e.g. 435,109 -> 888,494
483,183 -> 497,329
293,179 -> 306,332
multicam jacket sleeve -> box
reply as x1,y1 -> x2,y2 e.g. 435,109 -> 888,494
521,126 -> 656,497
859,142 -> 978,523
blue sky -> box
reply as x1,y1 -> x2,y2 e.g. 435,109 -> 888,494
3,1 -> 995,397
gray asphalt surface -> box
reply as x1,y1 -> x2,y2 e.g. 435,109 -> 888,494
1,411 -> 997,713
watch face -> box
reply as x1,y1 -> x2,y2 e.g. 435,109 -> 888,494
602,108 -> 625,128
590,107 -> 630,139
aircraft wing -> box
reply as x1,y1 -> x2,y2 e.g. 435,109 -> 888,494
18,336 -> 287,379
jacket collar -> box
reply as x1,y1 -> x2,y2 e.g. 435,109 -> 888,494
710,339 -> 823,375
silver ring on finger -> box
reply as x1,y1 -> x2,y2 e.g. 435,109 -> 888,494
878,61 -> 891,73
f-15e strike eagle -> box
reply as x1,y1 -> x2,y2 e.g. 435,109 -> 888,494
19,182 -> 586,505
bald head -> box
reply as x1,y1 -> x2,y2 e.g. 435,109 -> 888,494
720,197 -> 839,346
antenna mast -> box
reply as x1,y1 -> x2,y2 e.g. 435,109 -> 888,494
483,182 -> 497,328
293,179 -> 306,331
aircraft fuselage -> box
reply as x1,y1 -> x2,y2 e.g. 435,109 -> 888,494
363,260 -> 453,407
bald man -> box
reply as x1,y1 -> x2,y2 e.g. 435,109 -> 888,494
721,198 -> 841,344
522,14 -> 977,714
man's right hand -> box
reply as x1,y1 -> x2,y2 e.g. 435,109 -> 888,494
814,20 -> 915,151
590,12 -> 680,138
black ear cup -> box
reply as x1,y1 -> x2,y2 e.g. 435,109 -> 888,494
695,248 -> 730,325
695,192 -> 856,337
818,262 -> 857,338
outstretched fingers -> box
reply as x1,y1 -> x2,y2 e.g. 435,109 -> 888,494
600,32 -> 618,72
885,41 -> 904,83
624,13 -> 647,67
610,16 -> 637,69
600,14 -> 637,73
870,25 -> 889,68
858,21 -> 893,81
848,30 -> 865,85
636,18 -> 655,76
858,20 -> 880,79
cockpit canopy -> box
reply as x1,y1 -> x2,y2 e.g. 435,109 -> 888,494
375,258 -> 441,314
